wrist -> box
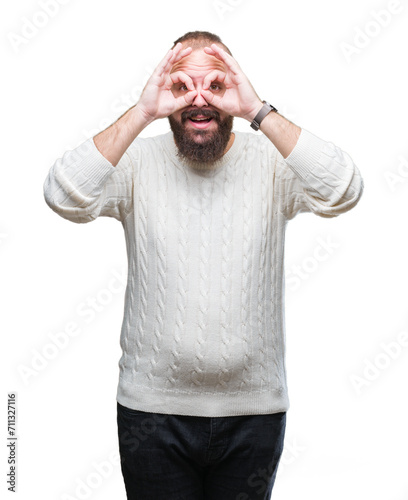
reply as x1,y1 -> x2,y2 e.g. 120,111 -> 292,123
243,100 -> 263,123
259,108 -> 281,132
133,103 -> 155,127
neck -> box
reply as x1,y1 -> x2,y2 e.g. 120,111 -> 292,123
224,132 -> 235,154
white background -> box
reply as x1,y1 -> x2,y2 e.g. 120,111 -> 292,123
2,0 -> 408,498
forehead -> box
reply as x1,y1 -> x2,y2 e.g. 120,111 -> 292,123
170,47 -> 227,79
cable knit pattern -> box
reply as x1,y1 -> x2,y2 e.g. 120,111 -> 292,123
149,154 -> 168,382
216,162 -> 233,389
43,127 -> 364,417
133,143 -> 148,379
166,163 -> 190,388
258,141 -> 271,392
190,175 -> 209,387
240,145 -> 253,391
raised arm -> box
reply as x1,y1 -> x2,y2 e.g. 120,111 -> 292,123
43,43 -> 198,223
200,43 -> 364,219
94,42 -> 198,166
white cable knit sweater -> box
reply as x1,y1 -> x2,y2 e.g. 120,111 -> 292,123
43,127 -> 363,417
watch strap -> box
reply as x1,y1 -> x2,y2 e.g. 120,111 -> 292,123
250,101 -> 278,130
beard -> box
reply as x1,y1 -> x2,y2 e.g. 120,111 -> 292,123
168,107 -> 234,169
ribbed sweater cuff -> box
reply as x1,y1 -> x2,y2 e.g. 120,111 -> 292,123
284,128 -> 329,181
70,137 -> 116,187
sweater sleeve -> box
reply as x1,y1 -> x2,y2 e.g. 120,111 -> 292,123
43,137 -> 136,223
274,128 -> 364,220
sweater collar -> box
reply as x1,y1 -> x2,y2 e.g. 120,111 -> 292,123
162,129 -> 242,173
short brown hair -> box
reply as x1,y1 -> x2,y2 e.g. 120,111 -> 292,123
171,30 -> 232,56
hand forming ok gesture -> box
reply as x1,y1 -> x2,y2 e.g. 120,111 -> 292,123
137,43 -> 198,123
200,44 -> 263,122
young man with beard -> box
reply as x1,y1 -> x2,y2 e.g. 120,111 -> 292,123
43,31 -> 364,499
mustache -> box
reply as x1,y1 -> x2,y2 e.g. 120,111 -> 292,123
181,108 -> 220,122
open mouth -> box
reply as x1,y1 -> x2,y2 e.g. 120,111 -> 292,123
188,117 -> 214,129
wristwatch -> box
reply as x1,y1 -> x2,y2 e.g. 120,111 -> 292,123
250,101 -> 278,131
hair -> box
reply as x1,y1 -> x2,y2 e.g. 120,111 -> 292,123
171,30 -> 232,56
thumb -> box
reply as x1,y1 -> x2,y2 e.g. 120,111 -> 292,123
181,89 -> 198,107
200,89 -> 218,106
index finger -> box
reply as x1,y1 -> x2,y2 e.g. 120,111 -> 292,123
164,43 -> 196,75
202,70 -> 227,90
168,71 -> 195,91
155,43 -> 192,77
204,44 -> 241,76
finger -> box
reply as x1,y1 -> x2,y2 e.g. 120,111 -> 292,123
163,44 -> 192,75
202,70 -> 227,90
200,89 -> 220,106
173,46 -> 192,63
156,43 -> 189,78
203,46 -> 215,55
168,71 -> 195,91
175,89 -> 198,108
154,45 -> 178,77
160,43 -> 183,74
154,53 -> 171,78
205,44 -> 241,76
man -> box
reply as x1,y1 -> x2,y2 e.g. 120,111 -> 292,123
43,31 -> 364,499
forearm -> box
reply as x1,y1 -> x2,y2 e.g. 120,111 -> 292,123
93,104 -> 152,167
258,110 -> 301,159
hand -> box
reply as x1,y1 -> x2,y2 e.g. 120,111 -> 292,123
200,44 -> 263,122
136,43 -> 198,123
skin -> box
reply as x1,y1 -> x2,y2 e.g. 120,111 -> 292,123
136,41 -> 265,157
163,42 -> 301,161
168,44 -> 237,153
93,41 -> 301,167
199,43 -> 301,159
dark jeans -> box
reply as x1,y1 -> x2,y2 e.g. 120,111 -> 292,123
117,402 -> 286,500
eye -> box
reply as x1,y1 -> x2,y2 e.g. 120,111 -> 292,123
210,83 -> 221,91
179,84 -> 188,91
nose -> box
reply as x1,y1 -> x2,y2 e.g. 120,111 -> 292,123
191,87 -> 208,107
